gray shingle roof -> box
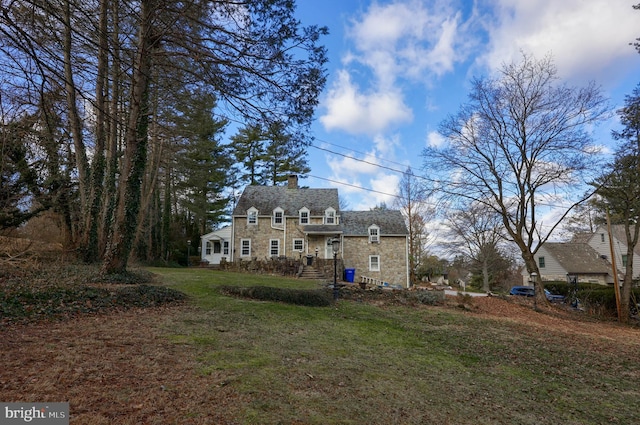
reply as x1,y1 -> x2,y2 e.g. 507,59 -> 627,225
233,185 -> 339,216
543,242 -> 611,274
341,210 -> 408,236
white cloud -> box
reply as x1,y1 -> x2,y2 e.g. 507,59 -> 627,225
348,0 -> 464,84
479,0 -> 639,83
320,1 -> 468,135
320,70 -> 413,135
427,131 -> 446,148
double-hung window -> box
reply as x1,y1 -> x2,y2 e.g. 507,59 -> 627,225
241,239 -> 251,257
299,208 -> 309,225
273,207 -> 284,226
324,208 -> 336,225
368,225 -> 380,243
369,255 -> 380,272
538,256 -> 545,268
293,238 -> 304,252
247,207 -> 258,225
270,239 -> 280,256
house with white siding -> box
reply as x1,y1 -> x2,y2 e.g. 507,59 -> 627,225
582,225 -> 640,281
200,225 -> 232,266
525,224 -> 640,286
527,242 -> 613,285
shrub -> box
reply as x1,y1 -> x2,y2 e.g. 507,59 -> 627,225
412,290 -> 445,305
220,285 -> 332,307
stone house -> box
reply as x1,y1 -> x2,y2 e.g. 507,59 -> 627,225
213,175 -> 410,287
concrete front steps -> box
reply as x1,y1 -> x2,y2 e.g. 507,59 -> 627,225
299,265 -> 326,280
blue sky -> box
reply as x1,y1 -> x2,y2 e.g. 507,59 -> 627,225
294,0 -> 640,211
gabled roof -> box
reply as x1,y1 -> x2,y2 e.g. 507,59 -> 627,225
542,242 -> 611,274
341,210 -> 408,236
232,185 -> 339,216
609,225 -> 640,257
201,225 -> 231,240
570,233 -> 592,243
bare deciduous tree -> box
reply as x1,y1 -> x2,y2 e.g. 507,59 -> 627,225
394,167 -> 433,286
444,202 -> 506,293
423,53 -> 610,304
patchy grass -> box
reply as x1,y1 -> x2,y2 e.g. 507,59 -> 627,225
2,267 -> 640,424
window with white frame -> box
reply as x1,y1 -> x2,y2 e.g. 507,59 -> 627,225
324,207 -> 336,224
273,207 -> 284,226
270,239 -> 280,256
369,255 -> 380,271
299,208 -> 309,225
247,207 -> 258,225
241,239 -> 251,256
368,225 -> 380,243
293,238 -> 304,251
223,241 -> 229,255
205,241 -> 211,255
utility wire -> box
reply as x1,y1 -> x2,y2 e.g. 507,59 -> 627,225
306,174 -> 402,199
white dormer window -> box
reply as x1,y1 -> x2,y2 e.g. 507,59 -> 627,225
247,207 -> 258,225
324,207 -> 336,225
368,224 -> 380,243
299,207 -> 309,225
273,207 -> 284,226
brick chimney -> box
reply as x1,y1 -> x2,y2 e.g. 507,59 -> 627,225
287,174 -> 298,189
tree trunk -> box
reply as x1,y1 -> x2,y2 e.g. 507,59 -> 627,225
481,257 -> 490,293
101,0 -> 155,275
83,0 -> 109,263
62,0 -> 90,240
521,249 -> 547,307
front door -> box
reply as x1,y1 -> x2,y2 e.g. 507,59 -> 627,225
325,237 -> 334,259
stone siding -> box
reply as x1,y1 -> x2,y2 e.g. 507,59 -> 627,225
233,216 -> 341,260
342,235 -> 408,287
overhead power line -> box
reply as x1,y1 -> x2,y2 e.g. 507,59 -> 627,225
306,174 -> 402,199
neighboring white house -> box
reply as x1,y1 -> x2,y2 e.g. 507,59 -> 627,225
524,242 -> 613,285
200,225 -> 232,266
583,225 -> 640,281
524,224 -> 640,286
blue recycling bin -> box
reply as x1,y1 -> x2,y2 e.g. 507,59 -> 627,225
344,268 -> 355,283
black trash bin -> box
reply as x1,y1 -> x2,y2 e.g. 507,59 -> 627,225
306,255 -> 314,266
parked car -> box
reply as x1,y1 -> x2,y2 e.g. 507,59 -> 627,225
509,286 -> 534,297
509,286 -> 565,303
544,289 -> 565,303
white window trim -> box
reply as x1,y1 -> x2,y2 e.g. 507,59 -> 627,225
223,241 -> 229,255
241,239 -> 251,257
273,207 -> 284,226
369,255 -> 380,272
205,241 -> 212,255
293,238 -> 304,252
270,239 -> 280,256
324,207 -> 336,225
247,207 -> 258,225
368,224 -> 380,243
299,207 -> 310,225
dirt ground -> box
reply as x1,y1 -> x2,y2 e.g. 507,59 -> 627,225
1,295 -> 638,424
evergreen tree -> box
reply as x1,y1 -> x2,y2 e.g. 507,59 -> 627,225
174,92 -> 232,235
